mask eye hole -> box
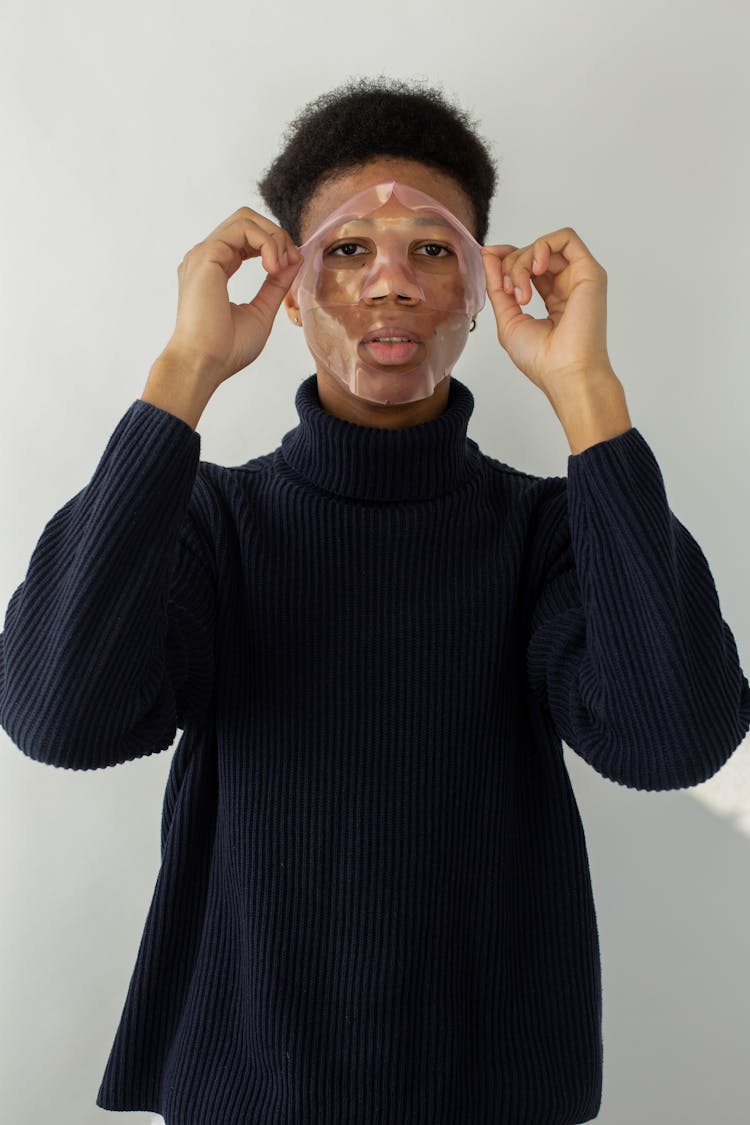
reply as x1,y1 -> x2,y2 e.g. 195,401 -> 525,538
419,243 -> 455,258
326,241 -> 368,258
324,241 -> 456,260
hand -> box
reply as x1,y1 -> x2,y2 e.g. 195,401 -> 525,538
480,228 -> 615,397
167,207 -> 303,388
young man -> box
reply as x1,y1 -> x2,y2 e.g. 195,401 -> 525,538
2,78 -> 749,1125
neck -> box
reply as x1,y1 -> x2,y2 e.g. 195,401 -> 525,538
278,372 -> 479,503
314,368 -> 452,429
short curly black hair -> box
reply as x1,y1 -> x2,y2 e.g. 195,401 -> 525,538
256,76 -> 499,247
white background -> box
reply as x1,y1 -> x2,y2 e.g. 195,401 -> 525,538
1,0 -> 748,1121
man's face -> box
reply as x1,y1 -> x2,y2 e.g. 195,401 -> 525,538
283,158 -> 481,419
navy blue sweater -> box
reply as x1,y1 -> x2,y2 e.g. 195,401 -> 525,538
2,373 -> 748,1125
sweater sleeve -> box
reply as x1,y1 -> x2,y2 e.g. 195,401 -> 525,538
524,426 -> 750,791
0,399 -> 217,770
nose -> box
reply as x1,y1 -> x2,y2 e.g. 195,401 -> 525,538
358,250 -> 424,305
366,293 -> 420,308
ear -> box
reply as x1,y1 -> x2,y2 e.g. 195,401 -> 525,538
282,290 -> 300,325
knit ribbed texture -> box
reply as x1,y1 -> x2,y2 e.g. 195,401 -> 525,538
2,373 -> 748,1125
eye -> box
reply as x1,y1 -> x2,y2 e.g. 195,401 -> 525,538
418,243 -> 454,258
327,241 -> 367,257
326,241 -> 455,258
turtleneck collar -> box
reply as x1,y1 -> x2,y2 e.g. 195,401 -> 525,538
279,374 -> 481,503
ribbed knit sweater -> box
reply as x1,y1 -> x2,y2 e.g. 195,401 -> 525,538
2,373 -> 748,1125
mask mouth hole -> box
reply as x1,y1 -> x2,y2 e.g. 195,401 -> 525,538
358,338 -> 424,370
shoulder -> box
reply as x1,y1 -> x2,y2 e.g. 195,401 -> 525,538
477,447 -> 568,517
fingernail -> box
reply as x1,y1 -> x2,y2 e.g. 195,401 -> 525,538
514,286 -> 523,303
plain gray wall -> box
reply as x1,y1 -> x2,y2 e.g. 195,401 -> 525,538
1,0 -> 748,1121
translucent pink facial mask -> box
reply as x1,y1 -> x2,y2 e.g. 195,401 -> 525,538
289,181 -> 487,406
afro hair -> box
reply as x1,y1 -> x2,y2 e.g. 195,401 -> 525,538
256,76 -> 500,246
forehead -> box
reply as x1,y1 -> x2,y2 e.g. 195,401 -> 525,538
334,213 -> 460,233
300,160 -> 476,241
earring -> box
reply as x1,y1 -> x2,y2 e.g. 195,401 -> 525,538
469,317 -> 477,332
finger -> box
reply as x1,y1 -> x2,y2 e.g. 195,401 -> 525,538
530,242 -> 569,276
481,244 -> 519,257
506,236 -> 581,304
480,246 -> 518,280
508,253 -> 546,304
482,251 -> 527,329
267,231 -> 304,274
529,227 -> 596,264
528,269 -> 557,307
486,248 -> 550,312
207,209 -> 301,273
206,205 -> 283,241
230,218 -> 294,274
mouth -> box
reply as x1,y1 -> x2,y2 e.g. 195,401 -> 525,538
360,327 -> 423,368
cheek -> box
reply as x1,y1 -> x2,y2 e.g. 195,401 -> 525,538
311,273 -> 469,313
314,270 -> 362,305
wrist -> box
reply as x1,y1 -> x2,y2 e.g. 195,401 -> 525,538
545,368 -> 633,455
141,350 -> 219,431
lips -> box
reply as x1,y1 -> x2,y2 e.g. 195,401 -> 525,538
360,339 -> 422,367
361,326 -> 423,345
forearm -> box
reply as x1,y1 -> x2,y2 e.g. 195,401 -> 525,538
528,425 -> 750,790
0,396 -> 203,768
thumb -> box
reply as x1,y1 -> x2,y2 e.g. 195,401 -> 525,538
240,257 -> 301,326
481,250 -> 520,346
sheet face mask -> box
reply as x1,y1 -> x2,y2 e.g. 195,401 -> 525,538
289,181 -> 487,405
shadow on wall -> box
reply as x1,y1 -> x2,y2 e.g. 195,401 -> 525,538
690,737 -> 750,839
